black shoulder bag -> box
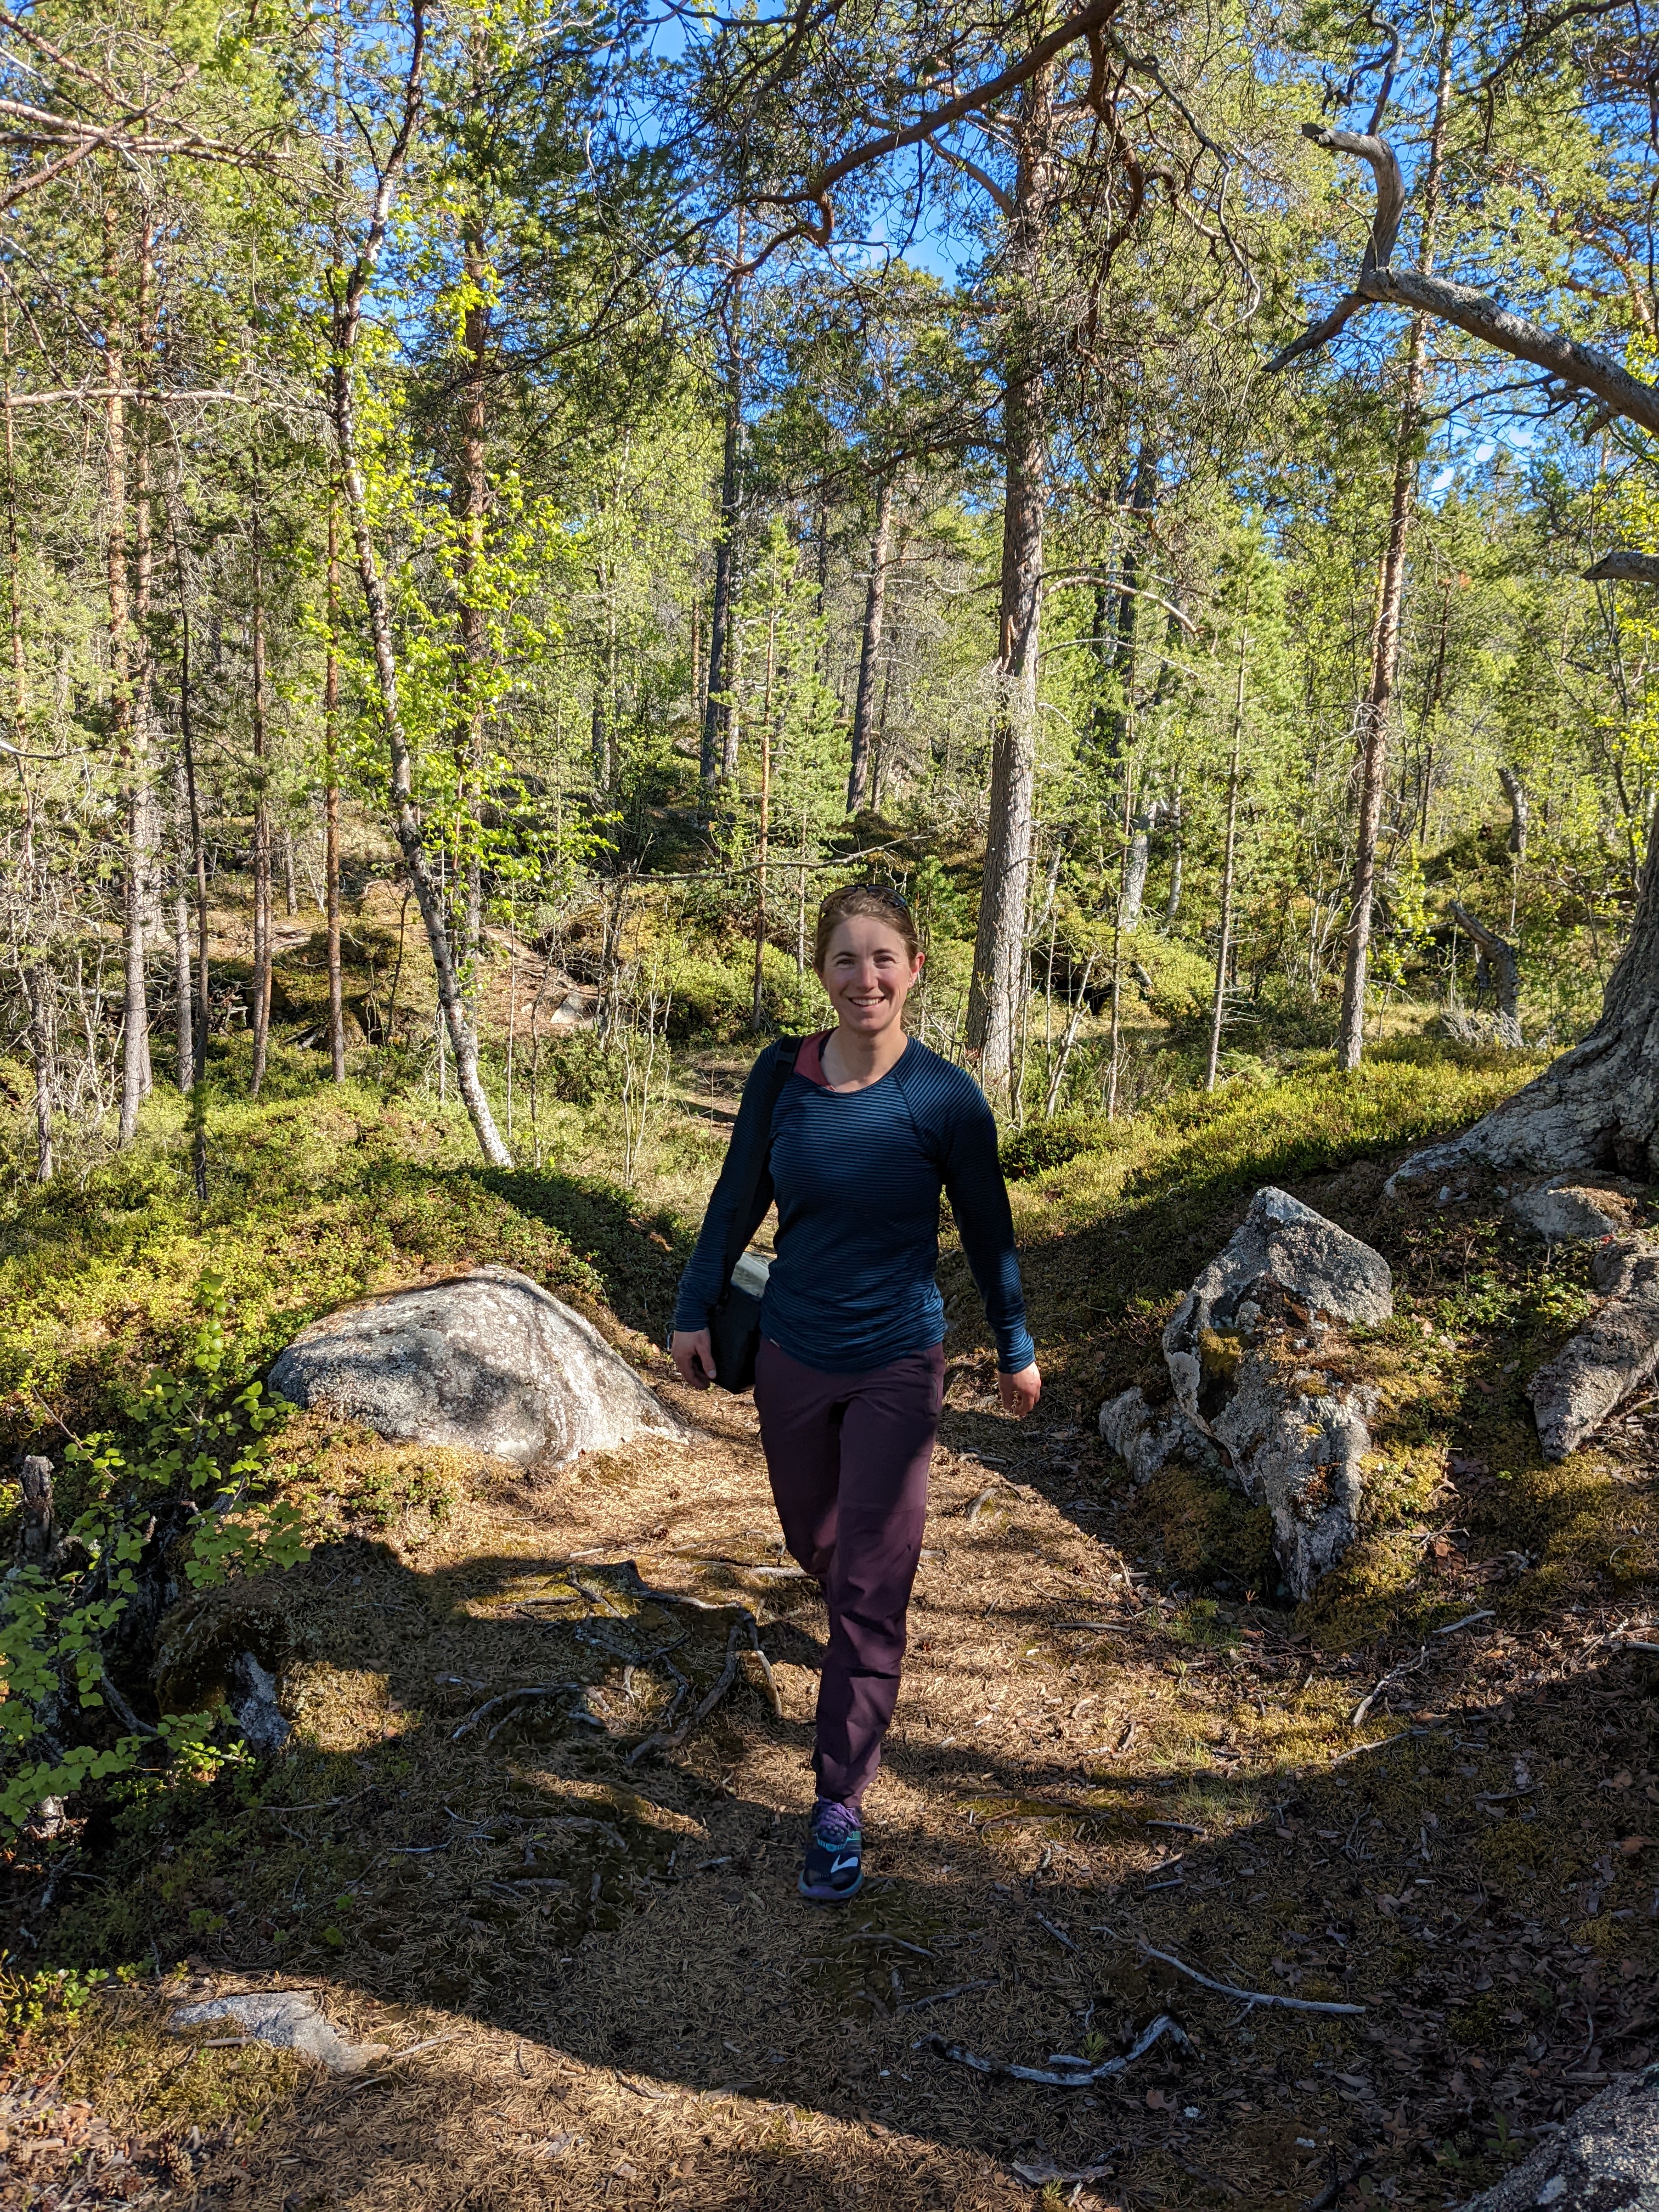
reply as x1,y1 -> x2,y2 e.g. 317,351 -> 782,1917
706,1037 -> 800,1392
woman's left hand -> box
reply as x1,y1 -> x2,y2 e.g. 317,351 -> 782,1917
998,1363 -> 1041,1417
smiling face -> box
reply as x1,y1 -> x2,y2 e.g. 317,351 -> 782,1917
816,914 -> 924,1038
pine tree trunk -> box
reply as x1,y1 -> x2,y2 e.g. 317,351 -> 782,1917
702,217 -> 743,793
104,198 -> 147,1150
249,473 -> 273,1100
325,489 -> 346,1081
966,83 -> 1050,1101
1335,18 -> 1452,1071
846,475 -> 894,812
4,296 -> 51,1180
170,489 -> 210,1199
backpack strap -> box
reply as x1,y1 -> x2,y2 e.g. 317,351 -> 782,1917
719,1036 -> 801,1289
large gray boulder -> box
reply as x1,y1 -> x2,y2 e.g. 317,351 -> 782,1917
1163,1187 -> 1393,1421
1454,2066 -> 1659,2210
269,1265 -> 683,1470
1100,1189 -> 1392,1599
1529,1236 -> 1659,1460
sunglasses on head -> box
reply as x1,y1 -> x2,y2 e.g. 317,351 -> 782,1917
856,882 -> 910,911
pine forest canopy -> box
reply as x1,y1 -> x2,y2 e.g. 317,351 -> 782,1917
8,0 -> 1659,1173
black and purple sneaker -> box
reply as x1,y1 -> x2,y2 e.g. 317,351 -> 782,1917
799,1798 -> 864,1902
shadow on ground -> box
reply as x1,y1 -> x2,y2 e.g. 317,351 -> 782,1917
13,1514 -> 1657,2211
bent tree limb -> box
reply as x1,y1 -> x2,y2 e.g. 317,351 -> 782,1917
1270,126 -> 1659,440
1278,108 -> 1659,1182
1448,900 -> 1522,1045
326,0 -> 510,1170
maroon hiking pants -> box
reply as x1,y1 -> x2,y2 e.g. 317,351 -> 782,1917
753,1336 -> 945,1810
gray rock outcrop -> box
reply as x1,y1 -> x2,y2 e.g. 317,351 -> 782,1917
170,1991 -> 389,2075
1099,1188 -> 1392,1599
1510,1175 -> 1643,1244
1453,2064 -> 1659,2210
1163,1187 -> 1393,1420
1097,1386 -> 1217,1488
1529,1235 -> 1659,1460
1211,1358 -> 1375,1600
269,1265 -> 682,1471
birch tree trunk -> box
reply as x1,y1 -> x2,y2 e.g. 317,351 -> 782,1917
332,359 -> 512,1168
1206,637 -> 1246,1090
846,473 -> 894,812
455,230 -> 489,998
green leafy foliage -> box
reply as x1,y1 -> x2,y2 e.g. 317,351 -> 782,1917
0,1276 -> 309,1835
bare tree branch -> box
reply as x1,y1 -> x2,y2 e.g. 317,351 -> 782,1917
1268,121 -> 1659,437
1585,551 -> 1659,583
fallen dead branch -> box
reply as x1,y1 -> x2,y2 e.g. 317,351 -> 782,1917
1328,1726 -> 1434,1767
1012,2151 -> 1121,2185
963,1482 -> 1013,1521
1034,1912 -> 1078,1953
930,2010 -> 1190,2088
1434,1609 -> 1494,1635
1351,1644 -> 1427,1726
450,1683 -> 585,1742
898,1978 -> 998,2011
1139,1943 -> 1367,2016
627,1620 -> 754,1766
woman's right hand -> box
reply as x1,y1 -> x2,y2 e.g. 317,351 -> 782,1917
671,1329 -> 715,1390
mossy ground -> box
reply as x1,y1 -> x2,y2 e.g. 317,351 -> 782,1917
1,961 -> 1656,2210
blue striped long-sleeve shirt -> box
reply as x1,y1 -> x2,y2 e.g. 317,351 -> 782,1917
673,1035 -> 1035,1375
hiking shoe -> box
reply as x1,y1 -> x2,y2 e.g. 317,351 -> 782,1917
799,1798 -> 864,1903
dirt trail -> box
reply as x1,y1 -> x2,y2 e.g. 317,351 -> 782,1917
16,1345 -> 1655,2212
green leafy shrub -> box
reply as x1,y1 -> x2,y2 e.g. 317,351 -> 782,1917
1000,1115 -> 1106,1181
0,1274 -> 309,1835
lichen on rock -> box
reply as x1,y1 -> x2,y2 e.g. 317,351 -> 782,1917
1529,1233 -> 1659,1460
1099,1187 -> 1393,1599
268,1265 -> 685,1471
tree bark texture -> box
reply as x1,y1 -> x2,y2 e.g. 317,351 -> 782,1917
107,198 -> 148,1149
325,489 -> 345,1080
248,478 -> 273,1100
847,474 -> 894,812
1335,18 -> 1453,1073
966,82 -> 1051,1100
1449,899 -> 1521,1045
702,219 -> 743,792
173,883 -> 193,1090
1394,821 -> 1659,1185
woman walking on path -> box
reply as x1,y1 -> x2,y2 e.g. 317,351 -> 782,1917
670,883 -> 1040,1903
